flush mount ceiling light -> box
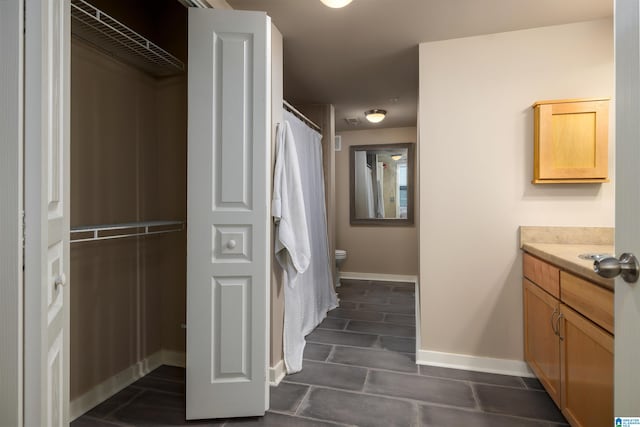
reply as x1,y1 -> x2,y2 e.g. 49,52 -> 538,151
391,154 -> 403,161
365,109 -> 387,123
320,0 -> 353,7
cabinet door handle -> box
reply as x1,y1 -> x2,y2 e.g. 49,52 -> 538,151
550,308 -> 559,335
556,312 -> 565,341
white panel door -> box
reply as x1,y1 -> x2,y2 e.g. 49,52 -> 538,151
24,0 -> 71,426
187,8 -> 271,420
614,0 -> 640,416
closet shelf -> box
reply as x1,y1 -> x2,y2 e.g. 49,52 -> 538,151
70,0 -> 185,77
71,220 -> 184,243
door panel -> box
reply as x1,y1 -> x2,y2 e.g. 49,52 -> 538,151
614,0 -> 640,415
24,0 -> 71,425
187,8 -> 271,420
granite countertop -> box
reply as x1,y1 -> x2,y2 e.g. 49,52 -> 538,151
521,242 -> 615,290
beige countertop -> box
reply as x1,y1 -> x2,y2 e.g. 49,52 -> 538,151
522,242 -> 615,290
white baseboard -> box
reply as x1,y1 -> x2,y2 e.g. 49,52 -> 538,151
417,349 -> 535,378
70,349 -> 186,420
269,359 -> 285,386
340,272 -> 418,283
162,349 -> 186,368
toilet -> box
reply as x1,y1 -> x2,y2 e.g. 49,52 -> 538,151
335,249 -> 347,287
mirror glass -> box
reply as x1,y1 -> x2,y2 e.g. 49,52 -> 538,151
349,143 -> 415,226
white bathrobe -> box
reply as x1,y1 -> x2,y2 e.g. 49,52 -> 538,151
272,121 -> 311,281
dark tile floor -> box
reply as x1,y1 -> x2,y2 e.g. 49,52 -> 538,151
72,279 -> 568,427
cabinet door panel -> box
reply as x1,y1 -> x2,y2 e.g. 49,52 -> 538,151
523,279 -> 561,406
560,305 -> 613,427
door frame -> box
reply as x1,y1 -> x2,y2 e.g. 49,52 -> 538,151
0,0 -> 25,426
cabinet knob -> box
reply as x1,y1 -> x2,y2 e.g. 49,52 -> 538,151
593,253 -> 639,283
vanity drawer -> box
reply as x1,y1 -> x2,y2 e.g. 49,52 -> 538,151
560,271 -> 614,334
523,253 -> 560,298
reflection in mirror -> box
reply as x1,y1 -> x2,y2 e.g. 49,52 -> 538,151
349,143 -> 415,226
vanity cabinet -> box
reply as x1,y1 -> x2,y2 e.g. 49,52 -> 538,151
522,253 -> 613,427
532,98 -> 609,184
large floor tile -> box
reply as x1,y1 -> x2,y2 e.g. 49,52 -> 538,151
148,365 -> 186,382
359,302 -> 415,314
328,308 -> 384,321
474,384 -> 567,423
71,417 -> 129,427
84,386 -> 142,418
383,313 -> 415,325
306,328 -> 378,348
317,317 -> 348,330
420,405 -> 559,427
269,383 -> 309,413
419,365 -> 526,388
225,412 -> 344,426
388,295 -> 415,305
329,346 -> 417,374
303,343 -> 333,361
299,387 -> 417,427
377,336 -> 415,353
129,375 -> 185,395
335,300 -> 357,310
285,360 -> 367,391
365,370 -> 476,408
108,390 -> 224,426
522,376 -> 545,390
338,293 -> 390,304
347,320 -> 415,337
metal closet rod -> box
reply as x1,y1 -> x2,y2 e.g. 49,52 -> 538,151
70,220 -> 184,243
283,100 -> 322,133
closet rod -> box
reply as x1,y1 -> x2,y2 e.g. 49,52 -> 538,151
283,100 -> 322,133
71,220 -> 184,243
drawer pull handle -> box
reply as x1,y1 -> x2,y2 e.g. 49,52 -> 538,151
550,308 -> 559,336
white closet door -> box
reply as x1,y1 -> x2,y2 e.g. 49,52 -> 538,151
24,0 -> 71,425
187,8 -> 271,420
615,0 -> 640,415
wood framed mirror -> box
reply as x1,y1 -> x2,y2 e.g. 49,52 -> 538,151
349,142 -> 415,226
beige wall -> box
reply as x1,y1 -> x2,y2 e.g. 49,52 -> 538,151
336,127 -> 419,276
418,19 -> 614,363
70,39 -> 187,399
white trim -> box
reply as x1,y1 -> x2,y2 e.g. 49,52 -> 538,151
416,349 -> 535,378
69,350 -> 186,420
269,359 -> 286,386
340,271 -> 418,283
0,1 -> 24,425
161,349 -> 186,368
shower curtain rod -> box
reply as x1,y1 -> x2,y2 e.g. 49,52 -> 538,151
283,100 -> 322,133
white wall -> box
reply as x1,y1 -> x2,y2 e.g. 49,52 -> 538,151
418,19 -> 614,365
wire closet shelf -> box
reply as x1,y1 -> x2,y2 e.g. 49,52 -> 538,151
70,0 -> 185,77
70,221 -> 184,243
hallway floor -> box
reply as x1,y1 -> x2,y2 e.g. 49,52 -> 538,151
72,279 -> 568,426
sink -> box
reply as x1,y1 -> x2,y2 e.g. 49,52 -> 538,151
578,253 -> 611,261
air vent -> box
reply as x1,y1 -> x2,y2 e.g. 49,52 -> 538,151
344,117 -> 360,126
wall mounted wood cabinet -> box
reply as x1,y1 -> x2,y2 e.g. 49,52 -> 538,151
533,98 -> 609,184
522,253 -> 613,427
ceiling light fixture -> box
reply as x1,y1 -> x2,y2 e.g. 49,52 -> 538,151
391,154 -> 402,161
320,0 -> 353,8
365,109 -> 387,123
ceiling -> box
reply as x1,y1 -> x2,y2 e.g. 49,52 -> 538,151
226,0 -> 612,131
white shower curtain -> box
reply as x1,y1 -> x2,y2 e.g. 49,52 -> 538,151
281,111 -> 338,373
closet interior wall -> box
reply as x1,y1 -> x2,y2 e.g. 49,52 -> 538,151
70,0 -> 187,401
